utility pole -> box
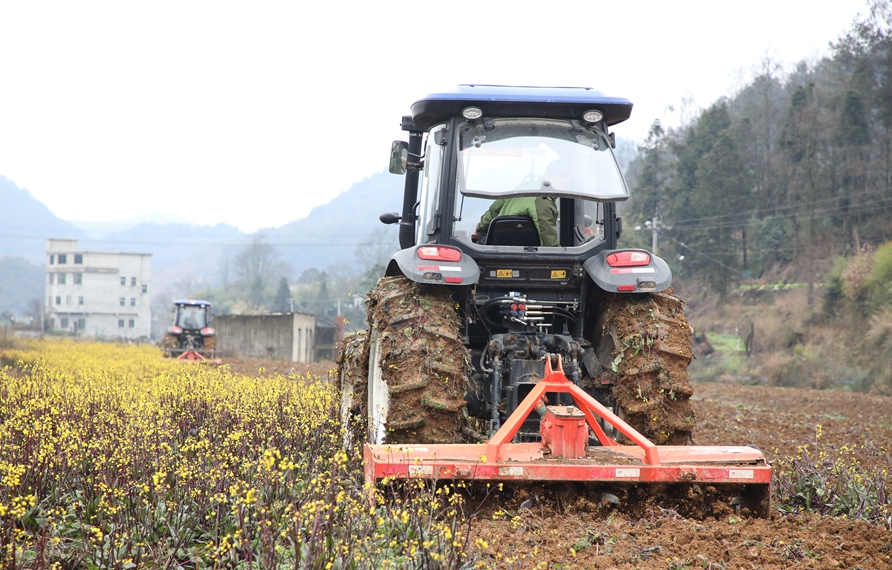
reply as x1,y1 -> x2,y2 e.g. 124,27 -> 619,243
644,215 -> 661,255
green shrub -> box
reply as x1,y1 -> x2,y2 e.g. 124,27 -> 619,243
822,256 -> 847,315
865,241 -> 892,307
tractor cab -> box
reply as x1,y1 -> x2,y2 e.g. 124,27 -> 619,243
174,301 -> 210,331
385,85 -> 633,255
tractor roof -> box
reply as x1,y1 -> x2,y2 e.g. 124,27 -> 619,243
410,85 -> 633,131
174,300 -> 211,307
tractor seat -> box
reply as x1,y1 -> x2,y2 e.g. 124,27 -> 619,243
485,215 -> 540,246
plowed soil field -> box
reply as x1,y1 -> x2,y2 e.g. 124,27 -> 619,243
466,382 -> 892,569
226,356 -> 891,569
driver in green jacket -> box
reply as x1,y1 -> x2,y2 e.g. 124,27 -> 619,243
476,196 -> 558,246
475,160 -> 566,247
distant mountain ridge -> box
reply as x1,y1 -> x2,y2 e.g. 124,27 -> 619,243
0,170 -> 405,314
71,210 -> 197,239
0,175 -> 86,262
260,170 -> 403,275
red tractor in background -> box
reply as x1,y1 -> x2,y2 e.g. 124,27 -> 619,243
161,300 -> 219,361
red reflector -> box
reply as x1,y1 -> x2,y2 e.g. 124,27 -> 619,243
417,246 -> 462,262
444,277 -> 462,283
617,285 -> 636,291
607,251 -> 651,267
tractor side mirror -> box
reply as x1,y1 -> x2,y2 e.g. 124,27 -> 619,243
379,212 -> 401,225
389,141 -> 409,175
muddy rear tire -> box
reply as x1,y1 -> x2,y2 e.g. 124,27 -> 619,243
368,276 -> 469,443
161,333 -> 178,350
338,329 -> 370,447
599,287 -> 695,445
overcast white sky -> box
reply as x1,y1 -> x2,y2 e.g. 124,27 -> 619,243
0,1 -> 869,232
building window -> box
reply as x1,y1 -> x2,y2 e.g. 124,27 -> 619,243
130,298 -> 136,307
48,274 -> 54,285
78,296 -> 84,305
128,319 -> 135,328
60,318 -> 69,328
49,255 -> 55,265
131,277 -> 136,286
74,273 -> 82,285
58,254 -> 67,264
118,319 -> 124,328
74,254 -> 83,264
55,296 -> 61,305
120,276 -> 126,286
120,297 -> 126,306
142,284 -> 148,293
77,318 -> 86,329
65,296 -> 71,306
58,274 -> 66,285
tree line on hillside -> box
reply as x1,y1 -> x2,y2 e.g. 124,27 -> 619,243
623,4 -> 892,298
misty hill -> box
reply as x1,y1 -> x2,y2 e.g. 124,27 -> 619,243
259,170 -> 404,276
71,210 -> 196,239
82,222 -> 246,291
0,176 -> 86,263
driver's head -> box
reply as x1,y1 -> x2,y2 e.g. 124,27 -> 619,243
544,160 -> 570,188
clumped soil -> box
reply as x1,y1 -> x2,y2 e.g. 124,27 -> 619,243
462,382 -> 892,569
604,288 -> 696,445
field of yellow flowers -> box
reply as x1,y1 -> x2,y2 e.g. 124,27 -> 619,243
4,339 -> 891,570
0,339 -> 473,569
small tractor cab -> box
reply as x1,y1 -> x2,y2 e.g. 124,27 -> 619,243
162,300 -> 218,361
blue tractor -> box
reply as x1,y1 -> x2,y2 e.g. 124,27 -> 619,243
339,85 -> 695,449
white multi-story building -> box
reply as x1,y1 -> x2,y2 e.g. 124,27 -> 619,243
45,239 -> 152,339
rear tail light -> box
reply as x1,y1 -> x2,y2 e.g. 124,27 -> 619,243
417,246 -> 462,262
201,327 -> 215,336
606,251 -> 651,267
168,325 -> 182,334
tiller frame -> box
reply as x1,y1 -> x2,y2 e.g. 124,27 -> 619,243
171,349 -> 222,364
177,349 -> 207,361
364,355 -> 772,515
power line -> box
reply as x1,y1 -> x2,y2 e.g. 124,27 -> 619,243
661,195 -> 892,232
0,232 -> 391,248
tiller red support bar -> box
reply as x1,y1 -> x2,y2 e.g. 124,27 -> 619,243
177,350 -> 207,361
364,355 -> 772,515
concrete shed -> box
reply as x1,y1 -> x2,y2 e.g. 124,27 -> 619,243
214,313 -> 316,362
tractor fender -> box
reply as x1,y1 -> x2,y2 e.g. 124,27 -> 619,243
583,249 -> 672,293
385,246 -> 481,286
